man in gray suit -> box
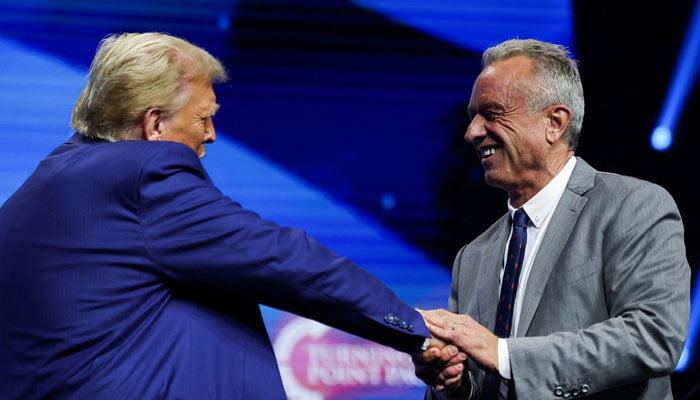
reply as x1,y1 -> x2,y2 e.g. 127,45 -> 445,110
412,39 -> 691,399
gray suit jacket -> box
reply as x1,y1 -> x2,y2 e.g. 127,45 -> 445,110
426,157 -> 690,399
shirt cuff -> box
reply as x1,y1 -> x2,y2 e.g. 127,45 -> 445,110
497,338 -> 512,379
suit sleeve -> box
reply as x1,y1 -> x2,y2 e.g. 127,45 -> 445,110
506,181 -> 691,398
134,143 -> 429,353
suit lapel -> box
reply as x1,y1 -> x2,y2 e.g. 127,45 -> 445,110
516,158 -> 595,336
475,215 -> 511,330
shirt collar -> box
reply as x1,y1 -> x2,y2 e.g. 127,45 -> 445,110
508,156 -> 577,228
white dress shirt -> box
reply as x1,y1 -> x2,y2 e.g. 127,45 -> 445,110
497,156 -> 577,379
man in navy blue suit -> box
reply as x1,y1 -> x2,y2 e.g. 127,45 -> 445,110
0,32 -> 462,399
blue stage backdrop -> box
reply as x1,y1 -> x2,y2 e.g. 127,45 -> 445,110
1,1 -> 697,398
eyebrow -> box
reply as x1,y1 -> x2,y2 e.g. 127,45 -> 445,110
209,103 -> 221,116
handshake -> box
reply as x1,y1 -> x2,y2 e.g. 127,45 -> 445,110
412,308 -> 500,397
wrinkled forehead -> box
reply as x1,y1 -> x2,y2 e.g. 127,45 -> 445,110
471,57 -> 533,101
479,56 -> 533,86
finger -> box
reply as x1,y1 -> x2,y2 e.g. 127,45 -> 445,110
426,320 -> 454,342
420,308 -> 447,324
434,362 -> 464,391
438,344 -> 464,364
412,348 -> 451,385
412,346 -> 463,387
422,309 -> 456,331
411,346 -> 442,364
418,339 -> 459,365
443,370 -> 464,388
445,349 -> 467,366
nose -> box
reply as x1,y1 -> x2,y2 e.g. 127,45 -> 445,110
464,115 -> 485,144
204,118 -> 216,143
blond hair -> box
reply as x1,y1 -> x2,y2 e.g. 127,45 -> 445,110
71,32 -> 228,141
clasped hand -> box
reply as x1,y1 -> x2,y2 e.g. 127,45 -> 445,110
412,309 -> 500,395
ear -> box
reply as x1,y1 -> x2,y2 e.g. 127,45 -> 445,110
544,105 -> 571,144
142,107 -> 164,142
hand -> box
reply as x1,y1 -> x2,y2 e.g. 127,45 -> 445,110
412,315 -> 467,392
420,308 -> 499,373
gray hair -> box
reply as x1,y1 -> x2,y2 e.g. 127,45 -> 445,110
71,32 -> 228,141
482,38 -> 585,150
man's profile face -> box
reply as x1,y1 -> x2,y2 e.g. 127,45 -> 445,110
464,56 -> 550,193
160,80 -> 220,158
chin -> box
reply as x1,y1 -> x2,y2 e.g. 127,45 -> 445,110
483,173 -> 505,189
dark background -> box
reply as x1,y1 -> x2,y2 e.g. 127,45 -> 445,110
0,0 -> 698,397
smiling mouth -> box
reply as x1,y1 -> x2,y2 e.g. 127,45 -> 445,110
481,147 -> 496,158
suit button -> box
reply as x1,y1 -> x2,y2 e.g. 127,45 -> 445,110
571,388 -> 580,397
399,320 -> 408,329
580,384 -> 589,393
384,314 -> 395,324
563,391 -> 571,398
554,386 -> 564,397
407,324 -> 414,332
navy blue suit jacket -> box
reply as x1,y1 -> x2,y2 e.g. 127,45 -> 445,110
0,134 -> 429,399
